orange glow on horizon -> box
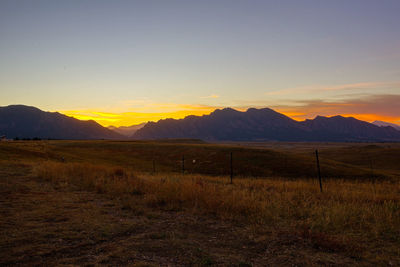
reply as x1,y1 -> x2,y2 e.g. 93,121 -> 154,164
337,114 -> 400,123
61,105 -> 217,127
61,107 -> 400,127
278,111 -> 306,121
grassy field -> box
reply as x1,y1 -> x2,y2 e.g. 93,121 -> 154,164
0,140 -> 399,265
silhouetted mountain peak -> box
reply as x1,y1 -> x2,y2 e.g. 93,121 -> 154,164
210,107 -> 239,115
0,105 -> 123,139
312,115 -> 357,123
246,107 -> 274,113
3,104 -> 41,113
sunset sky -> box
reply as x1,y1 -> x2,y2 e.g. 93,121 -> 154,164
1,0 -> 399,126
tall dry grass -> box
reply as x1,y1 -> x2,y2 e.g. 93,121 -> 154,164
35,161 -> 400,254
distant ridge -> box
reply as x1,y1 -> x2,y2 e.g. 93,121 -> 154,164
0,105 -> 123,140
372,120 -> 400,131
299,115 -> 400,141
108,123 -> 146,137
133,108 -> 400,142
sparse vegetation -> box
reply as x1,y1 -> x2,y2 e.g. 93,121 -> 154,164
1,140 -> 399,265
34,161 -> 400,257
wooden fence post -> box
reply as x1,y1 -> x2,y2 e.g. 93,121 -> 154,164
369,156 -> 375,180
315,149 -> 323,192
182,155 -> 185,175
230,152 -> 233,184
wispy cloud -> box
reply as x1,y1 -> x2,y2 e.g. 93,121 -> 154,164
62,110 -> 122,124
91,112 -> 121,118
200,94 -> 220,99
265,81 -> 400,96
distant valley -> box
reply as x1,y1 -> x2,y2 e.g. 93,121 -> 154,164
108,123 -> 146,137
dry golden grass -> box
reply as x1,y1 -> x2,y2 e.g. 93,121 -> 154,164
4,139 -> 399,179
2,140 -> 400,265
34,161 -> 400,263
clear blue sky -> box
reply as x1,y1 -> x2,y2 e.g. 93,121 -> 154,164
1,0 -> 399,125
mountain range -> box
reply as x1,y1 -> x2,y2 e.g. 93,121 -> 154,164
133,107 -> 400,142
0,105 -> 399,141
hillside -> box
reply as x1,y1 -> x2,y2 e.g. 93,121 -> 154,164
0,105 -> 122,140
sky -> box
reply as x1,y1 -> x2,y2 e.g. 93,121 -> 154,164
1,0 -> 399,126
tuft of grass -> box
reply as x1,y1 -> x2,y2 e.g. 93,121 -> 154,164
199,256 -> 214,266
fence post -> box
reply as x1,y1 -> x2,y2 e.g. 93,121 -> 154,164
182,155 -> 185,175
369,156 -> 375,180
230,152 -> 233,184
152,159 -> 156,174
315,149 -> 323,192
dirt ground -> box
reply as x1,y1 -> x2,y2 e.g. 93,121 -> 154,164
0,162 -> 366,266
